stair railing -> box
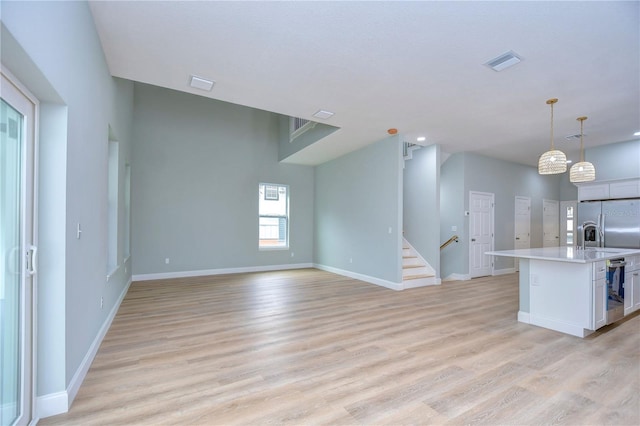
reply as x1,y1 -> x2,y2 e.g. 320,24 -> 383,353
440,235 -> 459,250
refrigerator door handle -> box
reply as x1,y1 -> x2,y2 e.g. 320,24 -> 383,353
598,213 -> 605,247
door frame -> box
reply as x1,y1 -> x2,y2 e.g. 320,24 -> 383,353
1,65 -> 39,426
468,191 -> 495,278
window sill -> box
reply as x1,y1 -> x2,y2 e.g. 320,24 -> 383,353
259,247 -> 290,251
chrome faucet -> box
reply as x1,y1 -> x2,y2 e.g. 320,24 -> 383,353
577,220 -> 602,250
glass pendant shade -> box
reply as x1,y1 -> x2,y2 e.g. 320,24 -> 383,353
569,116 -> 595,182
570,161 -> 596,182
539,149 -> 568,174
538,98 -> 567,175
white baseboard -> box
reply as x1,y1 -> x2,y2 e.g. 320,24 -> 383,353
443,273 -> 471,281
517,310 -> 531,323
493,268 -> 516,276
37,277 -> 132,419
314,264 -> 402,291
35,391 -> 67,419
529,314 -> 592,338
132,263 -> 314,282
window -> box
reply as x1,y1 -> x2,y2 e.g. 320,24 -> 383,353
566,205 -> 574,244
259,183 -> 289,249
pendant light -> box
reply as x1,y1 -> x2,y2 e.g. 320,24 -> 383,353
538,98 -> 567,175
569,116 -> 596,182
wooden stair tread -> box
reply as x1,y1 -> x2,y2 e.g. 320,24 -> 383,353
402,255 -> 417,259
402,264 -> 427,269
403,273 -> 435,280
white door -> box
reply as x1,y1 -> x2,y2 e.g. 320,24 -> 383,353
543,199 -> 560,247
469,191 -> 494,278
560,201 -> 577,246
514,196 -> 531,271
515,196 -> 531,249
1,69 -> 37,426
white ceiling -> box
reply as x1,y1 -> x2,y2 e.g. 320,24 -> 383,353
89,1 -> 640,167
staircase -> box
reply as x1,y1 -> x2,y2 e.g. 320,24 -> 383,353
402,237 -> 438,288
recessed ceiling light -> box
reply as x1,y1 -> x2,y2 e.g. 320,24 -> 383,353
313,110 -> 334,120
484,51 -> 522,72
189,75 -> 215,91
634,131 -> 640,136
416,136 -> 426,142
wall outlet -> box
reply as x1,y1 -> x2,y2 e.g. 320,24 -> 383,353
165,258 -> 170,264
452,225 -> 457,231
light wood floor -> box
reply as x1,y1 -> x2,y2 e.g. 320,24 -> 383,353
41,269 -> 640,425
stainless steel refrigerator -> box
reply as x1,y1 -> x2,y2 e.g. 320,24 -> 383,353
577,199 -> 640,249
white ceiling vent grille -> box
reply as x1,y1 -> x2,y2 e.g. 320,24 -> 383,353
485,51 -> 522,72
290,117 -> 317,142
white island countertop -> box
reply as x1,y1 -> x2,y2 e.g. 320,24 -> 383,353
486,246 -> 640,263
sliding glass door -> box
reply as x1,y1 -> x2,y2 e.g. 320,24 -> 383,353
1,70 -> 36,426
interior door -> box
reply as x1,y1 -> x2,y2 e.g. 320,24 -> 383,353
543,199 -> 560,247
469,191 -> 494,278
1,69 -> 37,426
514,196 -> 531,271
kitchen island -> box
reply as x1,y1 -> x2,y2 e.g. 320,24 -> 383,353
487,247 -> 640,337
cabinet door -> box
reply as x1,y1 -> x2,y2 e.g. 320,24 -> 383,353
609,180 -> 640,199
594,278 -> 607,330
578,184 -> 609,201
631,270 -> 640,313
624,271 -> 635,316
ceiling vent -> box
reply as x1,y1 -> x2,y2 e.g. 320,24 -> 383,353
189,75 -> 215,91
313,110 -> 334,120
485,51 -> 522,72
565,133 -> 586,141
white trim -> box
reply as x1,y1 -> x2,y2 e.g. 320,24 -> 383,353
34,391 -> 67,419
529,314 -> 593,338
442,273 -> 471,281
493,267 -> 516,276
37,277 -> 132,419
133,263 -> 314,282
517,311 -> 531,323
314,264 -> 402,291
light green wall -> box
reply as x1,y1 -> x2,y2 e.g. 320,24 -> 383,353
441,152 -> 561,277
131,83 -> 315,275
403,144 -> 440,277
440,153 -> 466,278
585,139 -> 640,180
315,136 -> 403,283
1,0 -> 134,398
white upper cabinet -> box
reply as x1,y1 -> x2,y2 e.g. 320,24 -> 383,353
576,178 -> 640,201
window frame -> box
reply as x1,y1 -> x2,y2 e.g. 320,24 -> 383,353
258,182 -> 289,250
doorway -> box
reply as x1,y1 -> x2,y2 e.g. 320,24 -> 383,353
543,199 -> 560,247
1,69 -> 37,426
469,191 -> 494,278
